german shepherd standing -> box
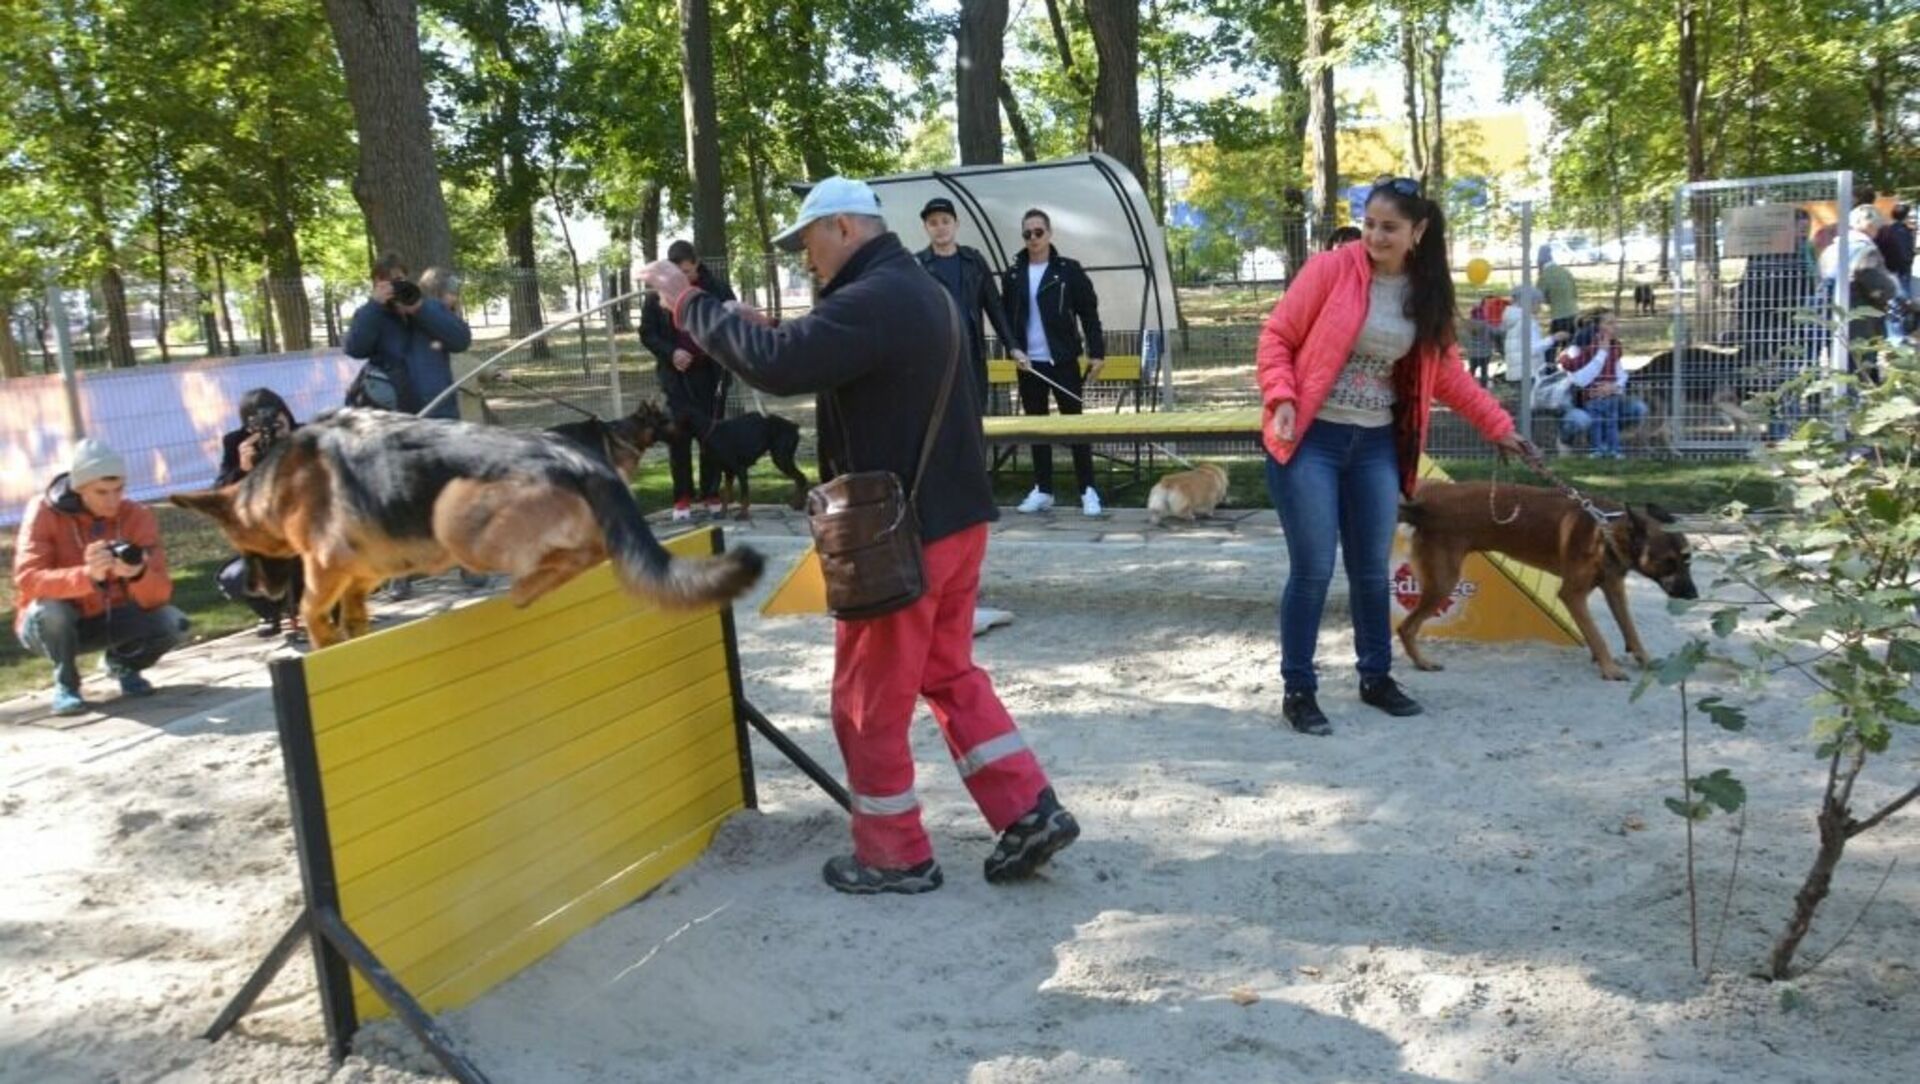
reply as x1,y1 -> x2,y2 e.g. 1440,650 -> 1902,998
171,409 -> 764,648
1396,481 -> 1697,680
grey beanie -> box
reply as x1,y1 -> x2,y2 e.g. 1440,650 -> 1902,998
1537,243 -> 1555,266
68,438 -> 126,488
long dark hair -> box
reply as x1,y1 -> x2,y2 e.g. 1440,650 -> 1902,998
238,387 -> 295,428
1367,184 -> 1456,351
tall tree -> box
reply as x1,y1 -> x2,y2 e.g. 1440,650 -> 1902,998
1085,1 -> 1146,188
1304,0 -> 1339,237
679,0 -> 726,265
322,0 -> 455,272
956,0 -> 1009,164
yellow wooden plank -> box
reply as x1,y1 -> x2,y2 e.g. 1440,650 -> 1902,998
324,647 -> 729,847
329,660 -> 732,871
986,355 -> 1142,385
981,406 -> 1263,440
304,527 -> 720,694
348,771 -> 744,1015
316,613 -> 725,804
340,715 -> 740,945
354,803 -> 737,1020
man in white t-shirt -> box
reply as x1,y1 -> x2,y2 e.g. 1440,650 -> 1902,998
1001,209 -> 1107,516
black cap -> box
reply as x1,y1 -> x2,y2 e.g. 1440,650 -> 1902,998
920,197 -> 957,221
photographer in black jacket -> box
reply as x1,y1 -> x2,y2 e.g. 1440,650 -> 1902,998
213,388 -> 304,638
1002,208 -> 1106,516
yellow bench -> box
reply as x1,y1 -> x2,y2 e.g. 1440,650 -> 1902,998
985,354 -> 1144,386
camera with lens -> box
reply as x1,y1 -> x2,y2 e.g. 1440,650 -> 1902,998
107,540 -> 145,566
245,406 -> 283,439
386,278 -> 422,308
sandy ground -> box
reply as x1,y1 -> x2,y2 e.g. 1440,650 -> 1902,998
2,527 -> 1917,1083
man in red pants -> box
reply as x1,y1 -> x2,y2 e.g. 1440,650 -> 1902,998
641,177 -> 1078,894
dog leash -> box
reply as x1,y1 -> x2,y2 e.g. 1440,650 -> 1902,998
488,372 -> 647,464
1504,438 -> 1633,566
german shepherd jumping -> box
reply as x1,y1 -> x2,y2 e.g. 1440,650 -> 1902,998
171,409 -> 765,648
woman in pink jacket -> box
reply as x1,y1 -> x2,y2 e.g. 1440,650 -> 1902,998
1257,178 -> 1523,735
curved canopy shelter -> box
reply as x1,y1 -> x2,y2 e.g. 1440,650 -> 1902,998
843,153 -> 1180,400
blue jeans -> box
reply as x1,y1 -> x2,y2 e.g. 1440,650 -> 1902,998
1266,421 -> 1401,692
18,599 -> 191,693
1576,395 -> 1648,455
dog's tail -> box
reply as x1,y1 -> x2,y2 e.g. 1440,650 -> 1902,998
1146,483 -> 1169,526
578,469 -> 765,605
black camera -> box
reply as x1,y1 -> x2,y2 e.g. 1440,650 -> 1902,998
108,540 -> 144,566
387,278 -> 422,307
245,406 -> 282,438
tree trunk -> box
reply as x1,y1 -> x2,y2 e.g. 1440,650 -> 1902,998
506,204 -> 550,359
789,0 -> 832,180
258,275 -> 278,354
0,306 -> 22,378
1427,12 -> 1447,193
149,162 -> 172,363
1607,106 -> 1628,311
1305,0 -> 1340,238
323,0 -> 454,271
1677,0 -> 1707,182
266,159 -> 314,351
1866,0 -> 1890,181
999,77 -> 1039,162
1085,0 -> 1146,190
213,251 -> 239,355
323,283 -> 340,346
1042,0 -> 1089,95
1770,756 -> 1858,978
956,0 -> 1008,164
639,181 -> 662,262
196,253 -> 224,356
1279,55 -> 1312,283
97,263 -> 135,368
679,0 -> 727,268
609,214 -> 634,330
546,168 -> 587,313
1401,16 -> 1424,180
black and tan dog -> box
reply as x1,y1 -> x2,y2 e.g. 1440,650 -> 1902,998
678,411 -> 811,517
1396,481 -> 1697,680
546,400 -> 676,479
170,409 -> 763,648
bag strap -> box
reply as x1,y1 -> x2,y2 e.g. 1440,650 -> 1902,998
909,293 -> 963,507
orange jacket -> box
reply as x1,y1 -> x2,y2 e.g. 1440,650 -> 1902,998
12,476 -> 174,635
1256,242 -> 1515,496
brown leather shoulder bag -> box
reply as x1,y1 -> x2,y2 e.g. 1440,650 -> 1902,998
804,293 -> 962,620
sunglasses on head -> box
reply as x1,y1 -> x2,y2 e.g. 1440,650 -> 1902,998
1022,227 -> 1048,240
1372,176 -> 1423,198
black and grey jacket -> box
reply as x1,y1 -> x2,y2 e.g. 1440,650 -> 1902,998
1001,246 -> 1105,366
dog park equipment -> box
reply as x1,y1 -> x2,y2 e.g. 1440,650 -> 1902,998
763,410 -> 1584,649
205,528 -> 846,1084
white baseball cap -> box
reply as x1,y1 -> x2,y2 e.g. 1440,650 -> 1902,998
772,177 -> 885,252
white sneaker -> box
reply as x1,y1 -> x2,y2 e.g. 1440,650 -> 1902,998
671,505 -> 692,522
972,607 -> 1015,637
1081,488 -> 1104,517
1016,487 -> 1054,514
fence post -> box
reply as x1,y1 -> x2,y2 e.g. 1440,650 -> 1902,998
1833,171 -> 1853,380
45,272 -> 84,442
1517,201 -> 1535,443
604,298 -> 624,417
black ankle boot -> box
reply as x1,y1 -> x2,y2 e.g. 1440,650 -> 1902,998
1283,690 -> 1332,736
1359,674 -> 1424,717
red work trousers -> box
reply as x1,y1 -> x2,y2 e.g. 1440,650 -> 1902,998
832,523 -> 1050,868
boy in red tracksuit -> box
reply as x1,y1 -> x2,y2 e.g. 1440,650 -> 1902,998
642,178 -> 1080,895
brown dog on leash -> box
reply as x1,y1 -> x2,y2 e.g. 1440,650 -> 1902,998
1396,481 -> 1698,680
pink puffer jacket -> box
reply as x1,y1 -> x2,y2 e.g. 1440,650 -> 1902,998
1256,241 -> 1515,497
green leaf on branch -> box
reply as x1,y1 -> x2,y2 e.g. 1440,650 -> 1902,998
1697,697 -> 1748,731
1864,488 -> 1904,524
1664,797 -> 1713,822
1889,639 -> 1920,674
1711,609 -> 1740,639
1691,769 -> 1748,814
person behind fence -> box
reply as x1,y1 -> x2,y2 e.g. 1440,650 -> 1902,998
418,267 -> 489,424
344,253 -> 472,420
213,388 -> 305,639
1537,244 -> 1579,343
1464,297 -> 1495,386
13,439 -> 190,716
1820,204 -> 1891,380
1881,203 -> 1914,298
1257,176 -> 1523,737
1325,225 -> 1362,250
1556,309 -> 1645,460
641,240 -> 738,521
1003,208 -> 1107,518
640,176 -> 1079,895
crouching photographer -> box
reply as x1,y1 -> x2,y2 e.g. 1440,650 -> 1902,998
214,388 -> 305,639
12,439 -> 190,716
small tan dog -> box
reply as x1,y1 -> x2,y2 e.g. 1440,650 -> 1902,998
1146,463 -> 1228,526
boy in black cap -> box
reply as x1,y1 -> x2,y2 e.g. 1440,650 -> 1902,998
915,197 -> 1023,408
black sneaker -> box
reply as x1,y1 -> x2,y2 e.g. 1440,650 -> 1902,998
253,617 -> 282,638
1283,690 -> 1333,736
1359,675 -> 1424,717
984,787 -> 1080,883
821,855 -> 944,895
